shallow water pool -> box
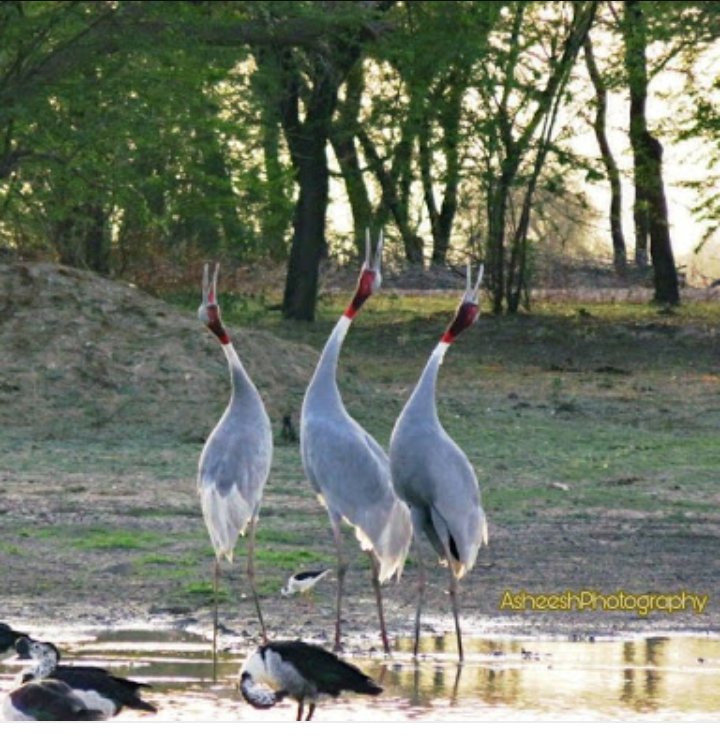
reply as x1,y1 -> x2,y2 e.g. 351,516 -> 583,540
2,628 -> 719,721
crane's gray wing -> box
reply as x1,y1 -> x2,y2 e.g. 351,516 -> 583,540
302,413 -> 411,581
301,414 -> 390,510
391,420 -> 485,577
198,407 -> 272,560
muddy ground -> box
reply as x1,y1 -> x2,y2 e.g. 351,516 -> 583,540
1,261 -> 719,648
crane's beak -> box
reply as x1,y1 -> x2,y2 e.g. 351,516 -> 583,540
345,230 -> 383,318
198,262 -> 221,323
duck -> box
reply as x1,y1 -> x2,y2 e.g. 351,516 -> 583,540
14,637 -> 156,718
239,639 -> 382,721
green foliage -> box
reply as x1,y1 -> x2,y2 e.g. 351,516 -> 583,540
1,0 -> 719,300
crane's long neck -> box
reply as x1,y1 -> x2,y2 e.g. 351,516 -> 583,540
223,342 -> 263,409
403,341 -> 449,422
305,315 -> 352,410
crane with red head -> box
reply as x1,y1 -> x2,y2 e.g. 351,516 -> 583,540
389,263 -> 488,661
300,231 -> 412,654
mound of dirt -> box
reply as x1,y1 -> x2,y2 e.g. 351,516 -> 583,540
0,262 -> 318,441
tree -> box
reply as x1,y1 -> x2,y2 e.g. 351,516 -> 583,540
252,2 -> 392,320
470,1 -> 598,313
583,27 -> 627,275
622,0 -> 678,303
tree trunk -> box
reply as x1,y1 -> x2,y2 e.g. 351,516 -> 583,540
330,64 -> 374,261
259,109 -> 290,259
623,0 -> 679,303
83,203 -> 110,274
645,134 -> 679,304
357,127 -> 424,264
253,48 -> 293,260
418,74 -> 463,266
275,41 -> 360,319
282,139 -> 330,320
486,168 -> 512,315
584,33 -> 627,275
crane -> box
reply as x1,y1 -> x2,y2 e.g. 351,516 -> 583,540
300,231 -> 412,654
389,264 -> 488,662
197,263 -> 273,675
14,637 -> 156,718
239,639 -> 382,721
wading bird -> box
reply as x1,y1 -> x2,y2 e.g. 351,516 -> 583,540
239,640 -> 382,721
281,568 -> 332,597
300,232 -> 412,653
197,263 -> 273,674
14,637 -> 156,718
2,679 -> 104,721
389,264 -> 488,662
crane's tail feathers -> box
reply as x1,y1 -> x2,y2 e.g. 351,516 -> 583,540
199,482 -> 253,561
349,499 -> 412,583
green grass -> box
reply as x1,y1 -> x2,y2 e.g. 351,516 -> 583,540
255,548 -> 326,569
181,581 -> 230,604
75,528 -> 171,550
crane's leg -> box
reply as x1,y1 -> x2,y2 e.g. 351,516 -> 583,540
367,552 -> 390,655
451,662 -> 463,705
329,514 -> 347,653
448,569 -> 464,662
296,699 -> 304,722
246,517 -> 268,644
212,559 -> 219,683
412,544 -> 426,659
305,703 -> 316,721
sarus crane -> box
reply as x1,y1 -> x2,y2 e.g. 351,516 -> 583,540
389,264 -> 488,662
300,232 -> 412,653
197,263 -> 273,675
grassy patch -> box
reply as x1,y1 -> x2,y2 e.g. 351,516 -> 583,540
255,548 -> 326,569
181,581 -> 230,604
75,528 -> 170,550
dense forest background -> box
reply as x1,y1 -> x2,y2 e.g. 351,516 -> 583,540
1,0 -> 719,319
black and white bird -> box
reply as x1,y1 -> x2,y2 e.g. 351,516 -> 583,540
239,640 -> 382,721
1,623 -> 28,654
14,637 -> 156,718
281,569 -> 332,597
2,679 -> 105,721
